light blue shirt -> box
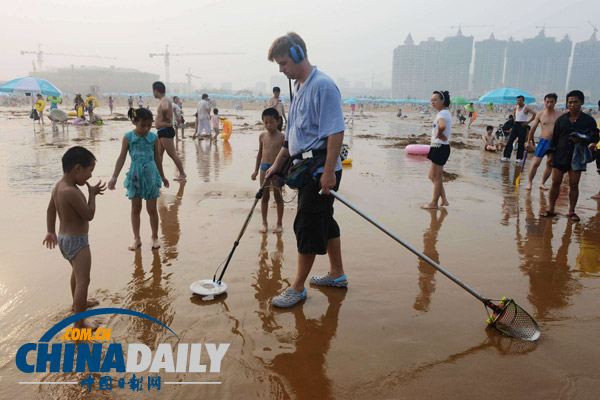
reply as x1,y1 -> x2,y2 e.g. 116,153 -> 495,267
287,67 -> 345,172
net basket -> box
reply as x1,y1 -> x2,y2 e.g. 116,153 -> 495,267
487,299 -> 540,341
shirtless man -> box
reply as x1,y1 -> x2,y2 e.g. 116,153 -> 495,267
525,93 -> 563,190
153,81 -> 186,181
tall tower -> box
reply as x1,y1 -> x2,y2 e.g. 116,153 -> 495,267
442,29 -> 474,97
505,29 -> 572,98
568,28 -> 600,101
392,33 -> 423,99
473,33 -> 507,94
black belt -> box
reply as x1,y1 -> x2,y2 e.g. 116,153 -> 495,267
291,148 -> 327,161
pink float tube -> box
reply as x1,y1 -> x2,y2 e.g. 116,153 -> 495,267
405,144 -> 430,155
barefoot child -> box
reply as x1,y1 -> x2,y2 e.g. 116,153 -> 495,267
422,90 -> 451,210
43,146 -> 106,330
211,108 -> 221,140
483,125 -> 501,152
108,108 -> 169,250
251,108 -> 285,233
36,94 -> 45,125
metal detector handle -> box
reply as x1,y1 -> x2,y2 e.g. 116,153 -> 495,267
215,181 -> 268,283
324,189 -> 489,304
235,181 -> 268,243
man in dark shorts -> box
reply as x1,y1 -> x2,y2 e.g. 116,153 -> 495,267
541,90 -> 599,221
265,32 -> 347,308
153,81 -> 186,181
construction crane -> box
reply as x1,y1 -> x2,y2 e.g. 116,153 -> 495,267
534,24 -> 575,34
588,21 -> 598,39
20,44 -> 117,71
450,25 -> 494,35
185,68 -> 201,94
535,25 -> 576,29
149,45 -> 243,85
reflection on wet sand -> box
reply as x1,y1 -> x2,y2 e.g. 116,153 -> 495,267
159,181 -> 185,261
123,250 -> 175,345
517,193 -> 581,320
414,208 -> 447,312
195,140 -> 221,183
349,327 -> 537,396
252,235 -> 285,333
252,234 -> 347,400
500,162 -> 518,226
576,201 -> 600,276
266,289 -> 346,400
222,140 -> 233,167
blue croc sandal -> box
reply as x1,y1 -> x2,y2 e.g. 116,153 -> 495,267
310,273 -> 348,287
272,288 -> 307,308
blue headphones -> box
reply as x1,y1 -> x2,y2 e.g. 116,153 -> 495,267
284,35 -> 305,63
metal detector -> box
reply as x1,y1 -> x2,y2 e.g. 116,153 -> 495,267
190,181 -> 269,297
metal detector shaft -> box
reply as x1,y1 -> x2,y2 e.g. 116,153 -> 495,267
327,189 -> 492,306
215,182 -> 267,283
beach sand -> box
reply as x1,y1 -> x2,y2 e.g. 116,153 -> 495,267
1,104 -> 599,399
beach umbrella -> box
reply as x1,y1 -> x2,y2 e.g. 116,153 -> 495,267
0,76 -> 62,130
451,97 -> 468,105
478,88 -> 535,105
0,76 -> 62,96
49,109 -> 68,122
344,99 -> 357,105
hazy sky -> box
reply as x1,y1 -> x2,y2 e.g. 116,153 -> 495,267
1,0 -> 598,90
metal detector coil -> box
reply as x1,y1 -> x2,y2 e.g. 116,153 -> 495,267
190,280 -> 228,296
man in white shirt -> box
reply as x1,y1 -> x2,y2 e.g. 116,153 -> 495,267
193,93 -> 211,140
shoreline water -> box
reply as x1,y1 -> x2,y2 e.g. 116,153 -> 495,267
1,104 -> 599,399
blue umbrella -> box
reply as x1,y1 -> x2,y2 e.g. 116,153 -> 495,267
0,76 -> 62,130
478,88 -> 535,105
344,99 -> 357,105
0,76 -> 61,96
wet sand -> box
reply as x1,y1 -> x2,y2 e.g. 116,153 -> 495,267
1,105 -> 600,399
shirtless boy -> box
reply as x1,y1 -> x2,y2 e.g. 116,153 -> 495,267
43,146 -> 106,330
153,81 -> 186,181
483,125 -> 502,152
525,93 -> 563,190
251,108 -> 285,233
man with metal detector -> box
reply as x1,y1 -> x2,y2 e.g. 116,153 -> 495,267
265,32 -> 347,308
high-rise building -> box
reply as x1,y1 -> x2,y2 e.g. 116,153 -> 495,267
392,30 -> 472,99
442,28 -> 474,97
504,29 -> 572,98
568,28 -> 600,102
473,33 -> 507,95
392,33 -> 422,99
35,66 -> 159,94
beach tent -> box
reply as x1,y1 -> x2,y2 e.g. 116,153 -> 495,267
0,76 -> 62,131
478,88 -> 535,105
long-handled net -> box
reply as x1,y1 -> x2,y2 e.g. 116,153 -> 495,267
328,189 -> 541,341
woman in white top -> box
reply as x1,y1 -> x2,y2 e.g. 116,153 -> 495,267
422,90 -> 452,210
